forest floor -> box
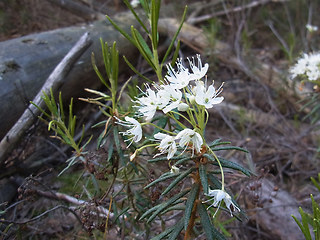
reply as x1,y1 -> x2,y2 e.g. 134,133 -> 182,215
1,0 -> 320,239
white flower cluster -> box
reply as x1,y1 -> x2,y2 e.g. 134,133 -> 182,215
290,52 -> 320,81
306,24 -> 318,33
117,55 -> 224,159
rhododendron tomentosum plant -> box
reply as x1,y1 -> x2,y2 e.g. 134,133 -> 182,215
117,55 -> 251,239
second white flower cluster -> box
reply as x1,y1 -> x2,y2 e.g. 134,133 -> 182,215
290,52 -> 320,81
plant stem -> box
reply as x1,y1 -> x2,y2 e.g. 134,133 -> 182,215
184,168 -> 201,240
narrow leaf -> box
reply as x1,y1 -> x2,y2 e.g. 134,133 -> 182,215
184,183 -> 199,230
144,172 -> 179,189
161,168 -> 194,196
199,164 -> 209,194
161,5 -> 188,64
204,154 -> 252,177
150,225 -> 175,240
147,189 -> 189,223
123,0 -> 149,33
131,27 -> 155,69
168,217 -> 184,240
105,15 -> 135,45
123,56 -> 153,83
198,202 -> 226,240
210,146 -> 249,153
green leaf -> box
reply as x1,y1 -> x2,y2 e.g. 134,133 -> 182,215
151,0 -> 161,49
123,56 -> 154,83
161,5 -> 188,64
161,168 -> 194,196
299,207 -> 312,240
184,183 -> 199,230
168,217 -> 184,240
210,146 -> 248,153
150,225 -> 175,240
204,154 -> 252,177
207,173 -> 222,189
170,40 -> 180,66
153,116 -> 168,135
91,52 -> 110,90
107,141 -> 114,162
113,126 -> 125,165
198,202 -> 226,240
144,172 -> 179,189
208,139 -> 237,148
131,26 -> 156,69
123,0 -> 149,34
175,156 -> 193,165
140,203 -> 162,220
105,15 -> 135,45
113,206 -> 130,223
311,176 -> 320,192
147,189 -> 189,223
199,164 -> 209,194
111,41 -> 119,91
148,155 -> 186,163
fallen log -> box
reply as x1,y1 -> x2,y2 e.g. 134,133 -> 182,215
0,32 -> 91,165
0,12 -> 139,140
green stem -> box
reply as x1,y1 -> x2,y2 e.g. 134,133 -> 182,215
142,122 -> 178,135
206,144 -> 225,191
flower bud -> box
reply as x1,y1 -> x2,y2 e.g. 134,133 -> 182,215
170,165 -> 180,174
130,150 -> 138,161
177,103 -> 189,111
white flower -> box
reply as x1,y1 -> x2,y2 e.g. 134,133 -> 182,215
203,189 -> 240,217
170,165 -> 180,174
177,102 -> 189,111
154,133 -> 177,159
176,128 -> 203,155
165,59 -> 192,89
194,81 -> 224,108
306,24 -> 318,32
290,53 -> 309,79
188,54 -> 209,80
160,85 -> 183,113
135,86 -> 163,120
116,116 -> 142,146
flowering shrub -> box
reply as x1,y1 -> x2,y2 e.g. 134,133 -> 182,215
35,0 -> 251,238
116,54 -> 251,239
